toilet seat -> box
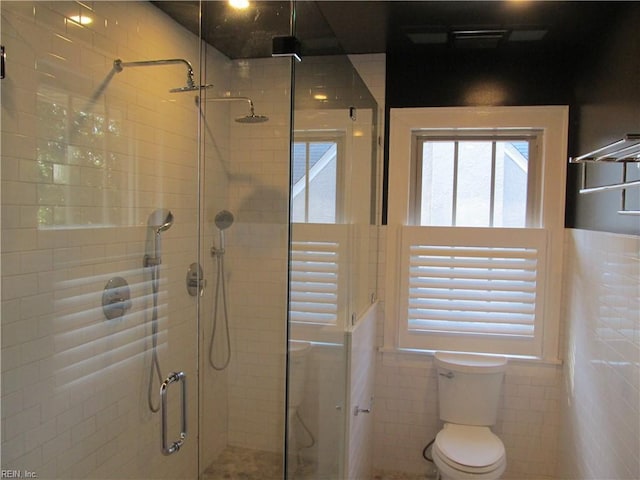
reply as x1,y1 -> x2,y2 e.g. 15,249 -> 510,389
433,424 -> 506,477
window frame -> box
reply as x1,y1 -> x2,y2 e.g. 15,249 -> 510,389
384,106 -> 568,363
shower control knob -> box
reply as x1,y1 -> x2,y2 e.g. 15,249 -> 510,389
102,276 -> 132,320
186,262 -> 205,297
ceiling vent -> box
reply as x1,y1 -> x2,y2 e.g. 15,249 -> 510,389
451,29 -> 508,49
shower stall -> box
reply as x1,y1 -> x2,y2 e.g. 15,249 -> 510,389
0,1 -> 379,479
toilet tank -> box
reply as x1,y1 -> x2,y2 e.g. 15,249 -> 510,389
435,351 -> 507,426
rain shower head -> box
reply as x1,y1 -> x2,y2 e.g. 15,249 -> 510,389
206,96 -> 269,124
113,58 -> 214,94
235,113 -> 269,124
169,84 -> 216,93
214,210 -> 234,230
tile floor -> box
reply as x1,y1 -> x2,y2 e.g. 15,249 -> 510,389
202,446 -> 430,479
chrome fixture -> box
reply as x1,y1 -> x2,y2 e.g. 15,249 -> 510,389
113,58 -> 214,92
206,96 -> 269,123
571,134 -> 640,216
161,371 -> 187,455
186,262 -> 205,297
144,209 -> 174,267
208,210 -> 234,370
214,209 -> 234,252
144,209 -> 174,413
102,276 -> 132,320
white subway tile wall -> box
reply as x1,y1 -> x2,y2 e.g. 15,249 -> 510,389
346,303 -> 378,480
1,1 -> 291,478
559,229 -> 640,479
1,2 -> 204,477
223,56 -> 291,452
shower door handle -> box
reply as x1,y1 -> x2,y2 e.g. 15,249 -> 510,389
161,371 -> 187,455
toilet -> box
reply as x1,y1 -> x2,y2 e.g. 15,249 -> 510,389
432,351 -> 507,480
287,340 -> 312,472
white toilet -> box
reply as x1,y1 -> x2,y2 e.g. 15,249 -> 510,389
432,351 -> 507,480
287,340 -> 312,472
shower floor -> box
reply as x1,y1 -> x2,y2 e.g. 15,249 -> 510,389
202,446 -> 282,479
202,445 -> 428,479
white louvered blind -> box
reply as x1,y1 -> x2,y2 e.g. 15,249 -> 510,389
398,226 -> 547,356
289,225 -> 347,326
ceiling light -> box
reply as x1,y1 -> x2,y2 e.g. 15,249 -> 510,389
69,15 -> 92,25
313,93 -> 328,101
229,0 -> 250,10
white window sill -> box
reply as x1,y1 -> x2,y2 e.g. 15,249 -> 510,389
379,346 -> 563,369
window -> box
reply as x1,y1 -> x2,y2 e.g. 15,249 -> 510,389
290,133 -> 346,328
292,136 -> 344,223
385,107 -> 568,361
412,133 -> 540,227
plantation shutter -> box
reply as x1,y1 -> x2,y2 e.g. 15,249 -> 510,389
289,224 -> 348,326
398,226 -> 547,356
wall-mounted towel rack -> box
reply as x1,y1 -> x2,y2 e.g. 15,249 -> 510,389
571,134 -> 640,216
570,134 -> 640,163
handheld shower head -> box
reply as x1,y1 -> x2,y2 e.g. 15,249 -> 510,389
215,210 -> 234,230
149,209 -> 174,234
213,210 -> 234,255
144,209 -> 174,267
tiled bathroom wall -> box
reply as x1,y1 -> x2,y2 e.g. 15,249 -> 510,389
1,2 -> 208,477
559,229 -> 640,479
222,56 -> 291,452
1,1 -> 293,477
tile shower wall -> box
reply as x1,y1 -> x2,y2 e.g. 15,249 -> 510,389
559,229 -> 640,479
373,226 -> 562,480
223,57 -> 291,452
0,2 -> 227,477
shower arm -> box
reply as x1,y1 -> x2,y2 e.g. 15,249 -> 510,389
113,58 -> 195,89
206,97 -> 255,115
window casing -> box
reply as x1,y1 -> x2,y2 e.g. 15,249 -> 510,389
385,107 -> 568,362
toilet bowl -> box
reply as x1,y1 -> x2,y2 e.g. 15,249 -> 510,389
432,423 -> 506,480
432,352 -> 508,480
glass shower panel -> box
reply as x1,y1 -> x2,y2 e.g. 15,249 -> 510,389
197,1 -> 293,479
289,3 -> 380,475
1,2 -> 201,478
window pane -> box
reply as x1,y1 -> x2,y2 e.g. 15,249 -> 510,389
456,141 -> 492,226
495,141 -> 528,227
292,141 -> 338,224
291,142 -> 307,222
421,141 -> 454,226
308,154 -> 336,222
308,142 -> 337,223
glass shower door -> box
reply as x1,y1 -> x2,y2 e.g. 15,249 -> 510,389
1,2 -> 202,478
288,3 -> 380,477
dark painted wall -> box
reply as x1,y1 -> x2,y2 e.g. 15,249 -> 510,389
567,4 -> 640,235
383,3 -> 640,235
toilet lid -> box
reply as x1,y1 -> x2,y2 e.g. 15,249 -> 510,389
435,424 -> 505,469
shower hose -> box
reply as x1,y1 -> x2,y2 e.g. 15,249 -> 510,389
148,265 -> 163,413
208,247 -> 231,370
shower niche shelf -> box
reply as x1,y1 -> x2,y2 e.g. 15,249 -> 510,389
571,134 -> 640,216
